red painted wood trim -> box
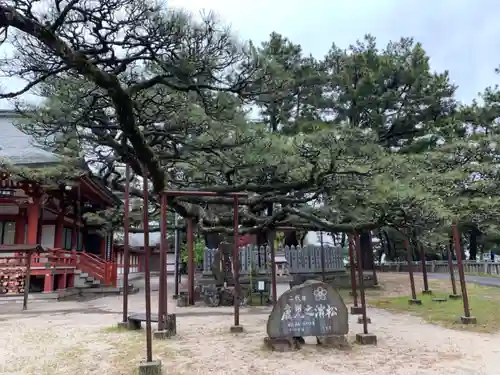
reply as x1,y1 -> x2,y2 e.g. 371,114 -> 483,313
26,198 -> 40,245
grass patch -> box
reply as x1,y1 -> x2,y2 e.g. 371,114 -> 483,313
465,272 -> 500,278
102,324 -> 131,333
371,288 -> 500,333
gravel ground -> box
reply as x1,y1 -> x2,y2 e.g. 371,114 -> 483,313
0,276 -> 498,375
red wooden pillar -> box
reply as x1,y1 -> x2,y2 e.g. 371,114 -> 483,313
36,212 -> 43,245
100,235 -> 107,259
67,273 -> 75,288
27,197 -> 52,293
14,209 -> 26,244
54,213 -> 64,248
58,272 -> 67,289
26,198 -> 40,245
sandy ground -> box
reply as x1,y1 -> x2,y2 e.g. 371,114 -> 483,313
0,276 -> 499,375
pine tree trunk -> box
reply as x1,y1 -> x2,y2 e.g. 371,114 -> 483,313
469,229 -> 478,260
360,231 -> 374,270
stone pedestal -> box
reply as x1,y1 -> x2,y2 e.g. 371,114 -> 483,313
230,325 -> 244,333
408,299 -> 422,306
350,306 -> 364,315
153,330 -> 171,339
138,360 -> 162,375
166,314 -> 177,335
355,333 -> 377,345
117,321 -> 129,329
449,294 -> 462,300
176,293 -> 188,307
460,316 -> 477,324
263,337 -> 300,352
422,290 -> 433,295
316,335 -> 349,349
357,316 -> 371,324
154,314 -> 177,339
432,297 -> 447,303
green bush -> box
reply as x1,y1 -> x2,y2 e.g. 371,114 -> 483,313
181,238 -> 205,264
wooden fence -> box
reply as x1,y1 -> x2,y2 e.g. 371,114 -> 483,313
378,260 -> 500,276
202,244 -> 344,276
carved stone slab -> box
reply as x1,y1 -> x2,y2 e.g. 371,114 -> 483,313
266,280 -> 348,338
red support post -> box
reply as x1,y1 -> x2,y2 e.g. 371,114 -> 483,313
232,196 -> 242,330
269,230 -> 277,305
142,166 -> 153,362
403,229 -> 421,305
67,273 -> 75,288
355,234 -> 368,333
187,218 -> 194,306
121,164 -> 131,324
158,193 -> 168,329
58,272 -> 67,289
452,223 -> 476,324
14,209 -> 26,245
348,234 -> 358,306
26,197 -> 40,245
43,272 -> 53,293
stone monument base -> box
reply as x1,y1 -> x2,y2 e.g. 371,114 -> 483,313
263,337 -> 301,352
176,292 -> 189,307
138,360 -> 162,375
460,316 -> 477,324
432,297 -> 447,303
154,314 -> 177,340
230,325 -> 244,333
116,321 -> 129,329
355,333 -> 377,345
316,335 -> 349,349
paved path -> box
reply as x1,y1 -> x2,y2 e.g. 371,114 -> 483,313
418,272 -> 500,287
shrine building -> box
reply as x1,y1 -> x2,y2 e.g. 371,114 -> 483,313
0,110 -> 121,294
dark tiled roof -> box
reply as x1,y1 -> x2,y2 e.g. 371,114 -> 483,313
0,110 -> 60,166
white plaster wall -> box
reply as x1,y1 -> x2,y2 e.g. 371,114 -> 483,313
116,253 -> 140,274
167,253 -> 175,273
40,225 -> 55,248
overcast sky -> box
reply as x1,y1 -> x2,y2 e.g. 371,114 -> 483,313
1,0 -> 499,108
168,0 -> 500,104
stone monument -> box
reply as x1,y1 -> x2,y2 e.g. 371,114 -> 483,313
264,280 -> 349,351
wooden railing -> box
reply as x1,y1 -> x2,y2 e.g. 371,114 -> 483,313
77,251 -> 117,287
31,249 -> 78,268
0,247 -> 117,288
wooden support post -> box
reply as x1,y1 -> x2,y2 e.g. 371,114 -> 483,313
452,223 -> 476,324
158,193 -> 168,330
187,218 -> 195,306
26,197 -> 40,245
22,251 -> 32,310
404,230 -> 421,305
